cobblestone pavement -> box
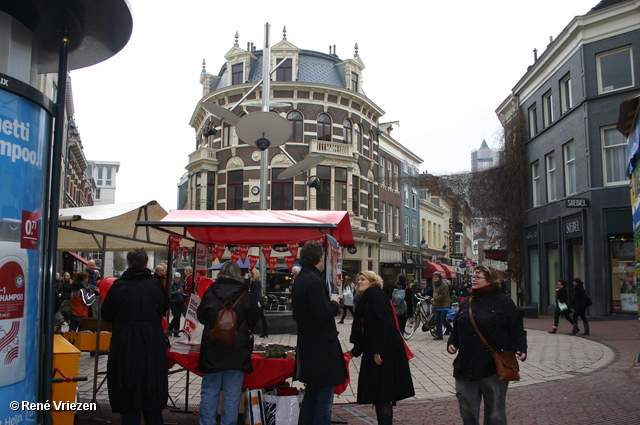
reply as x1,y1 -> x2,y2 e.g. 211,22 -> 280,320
75,315 -> 639,424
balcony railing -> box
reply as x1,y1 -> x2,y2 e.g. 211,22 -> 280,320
188,148 -> 218,167
309,140 -> 353,157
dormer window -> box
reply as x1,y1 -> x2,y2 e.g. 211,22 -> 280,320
276,58 -> 293,81
351,72 -> 359,91
232,63 -> 243,85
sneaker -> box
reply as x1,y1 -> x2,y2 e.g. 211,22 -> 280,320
548,327 -> 557,334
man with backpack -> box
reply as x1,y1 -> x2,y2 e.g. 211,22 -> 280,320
431,272 -> 452,340
392,274 -> 412,335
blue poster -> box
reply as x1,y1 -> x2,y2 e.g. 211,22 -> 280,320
0,88 -> 49,423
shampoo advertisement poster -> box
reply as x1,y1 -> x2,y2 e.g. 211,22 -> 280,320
0,88 -> 49,423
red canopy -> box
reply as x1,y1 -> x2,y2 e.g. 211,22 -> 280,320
139,210 -> 355,246
423,262 -> 457,279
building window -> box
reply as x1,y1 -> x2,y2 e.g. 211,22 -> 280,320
560,74 -> 572,114
317,113 -> 331,141
532,161 -> 540,207
105,168 -> 112,186
222,123 -> 232,147
393,164 -> 399,191
95,188 -> 101,200
317,165 -> 331,210
206,172 -> 215,210
394,207 -> 400,237
380,157 -> 385,185
287,111 -> 303,142
367,181 -> 374,221
351,72 -> 359,91
342,119 -> 352,145
388,205 -> 393,237
232,63 -> 243,85
546,152 -> 557,202
543,90 -> 553,128
404,216 -> 410,245
227,170 -> 243,210
528,104 -> 538,137
195,173 -> 202,210
597,46 -> 634,94
403,184 -> 409,207
334,167 -> 347,211
276,58 -> 292,81
412,218 -> 418,247
387,160 -> 392,187
97,167 -> 103,186
363,133 -> 370,157
271,168 -> 293,210
564,141 -> 576,195
355,124 -> 362,152
380,202 -> 386,233
412,189 -> 418,210
352,175 -> 359,216
602,126 -> 627,185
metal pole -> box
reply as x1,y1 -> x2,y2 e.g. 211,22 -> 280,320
259,23 -> 271,284
41,31 -> 70,425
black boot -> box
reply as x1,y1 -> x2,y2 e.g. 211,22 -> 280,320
582,322 -> 590,336
569,323 -> 579,335
375,403 -> 393,425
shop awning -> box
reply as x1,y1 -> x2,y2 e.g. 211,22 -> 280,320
440,264 -> 458,279
66,251 -> 88,265
423,262 -> 457,279
138,210 -> 355,246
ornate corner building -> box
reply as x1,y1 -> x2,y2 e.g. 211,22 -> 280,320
182,29 -> 424,281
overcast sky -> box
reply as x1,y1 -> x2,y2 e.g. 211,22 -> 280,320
70,0 -> 594,211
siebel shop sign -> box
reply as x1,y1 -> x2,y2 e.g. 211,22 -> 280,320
566,198 -> 589,208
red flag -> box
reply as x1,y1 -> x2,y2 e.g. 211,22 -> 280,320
286,243 -> 299,258
261,245 -> 272,261
168,234 -> 182,256
248,255 -> 259,270
238,245 -> 250,262
231,251 -> 241,263
268,257 -> 277,272
212,244 -> 226,262
285,255 -> 296,271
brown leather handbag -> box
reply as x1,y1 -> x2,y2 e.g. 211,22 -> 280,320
468,298 -> 520,382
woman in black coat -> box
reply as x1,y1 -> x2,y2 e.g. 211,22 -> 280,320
197,261 -> 259,425
101,249 -> 169,425
570,277 -> 590,336
548,279 -> 574,333
347,271 -> 414,425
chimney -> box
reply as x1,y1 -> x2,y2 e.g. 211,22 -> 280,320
533,48 -> 538,62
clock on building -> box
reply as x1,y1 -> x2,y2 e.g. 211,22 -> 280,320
251,186 -> 260,195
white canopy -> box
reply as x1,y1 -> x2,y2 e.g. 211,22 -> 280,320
57,200 -> 170,251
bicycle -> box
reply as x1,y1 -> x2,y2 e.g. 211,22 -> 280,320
404,294 -> 436,339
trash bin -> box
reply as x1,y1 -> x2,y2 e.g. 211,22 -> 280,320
52,334 -> 81,425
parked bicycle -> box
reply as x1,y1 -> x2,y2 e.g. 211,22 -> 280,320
404,294 -> 436,339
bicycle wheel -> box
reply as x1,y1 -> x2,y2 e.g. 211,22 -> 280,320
404,314 -> 419,339
428,314 -> 437,337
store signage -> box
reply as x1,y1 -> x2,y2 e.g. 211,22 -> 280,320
566,198 -> 589,208
565,220 -> 581,234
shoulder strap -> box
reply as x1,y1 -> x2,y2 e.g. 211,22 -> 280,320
468,298 -> 495,353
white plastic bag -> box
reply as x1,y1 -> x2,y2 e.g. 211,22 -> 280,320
263,394 -> 304,425
245,389 -> 266,425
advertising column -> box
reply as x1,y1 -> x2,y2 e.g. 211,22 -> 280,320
0,78 -> 51,423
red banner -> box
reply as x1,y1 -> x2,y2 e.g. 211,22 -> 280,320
261,245 -> 272,261
284,255 -> 296,271
212,244 -> 226,262
168,234 -> 182,256
248,255 -> 260,270
238,245 -> 250,262
231,251 -> 241,263
268,257 -> 277,272
286,243 -> 299,258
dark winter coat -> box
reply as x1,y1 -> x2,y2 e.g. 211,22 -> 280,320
571,282 -> 587,311
197,276 -> 259,374
447,288 -> 527,381
291,265 -> 348,386
404,287 -> 414,317
350,286 -> 414,404
250,278 -> 266,309
101,268 -> 169,413
555,286 -> 570,306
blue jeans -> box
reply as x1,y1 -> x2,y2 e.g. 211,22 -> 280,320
455,374 -> 509,425
298,384 -> 334,425
200,370 -> 244,425
435,309 -> 452,337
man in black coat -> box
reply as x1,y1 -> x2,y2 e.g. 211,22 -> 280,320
292,240 -> 347,425
102,248 -> 169,425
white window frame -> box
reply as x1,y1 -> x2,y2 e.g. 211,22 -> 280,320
411,189 -> 418,210
546,152 -> 557,202
602,126 -> 628,186
393,164 -> 399,191
412,218 -> 418,248
388,205 -> 393,237
380,157 -> 385,186
597,46 -> 635,95
532,161 -> 540,207
380,202 -> 386,233
543,91 -> 553,128
560,74 -> 572,113
404,216 -> 410,245
403,184 -> 409,207
564,141 -> 576,195
394,207 -> 400,237
528,104 -> 538,137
